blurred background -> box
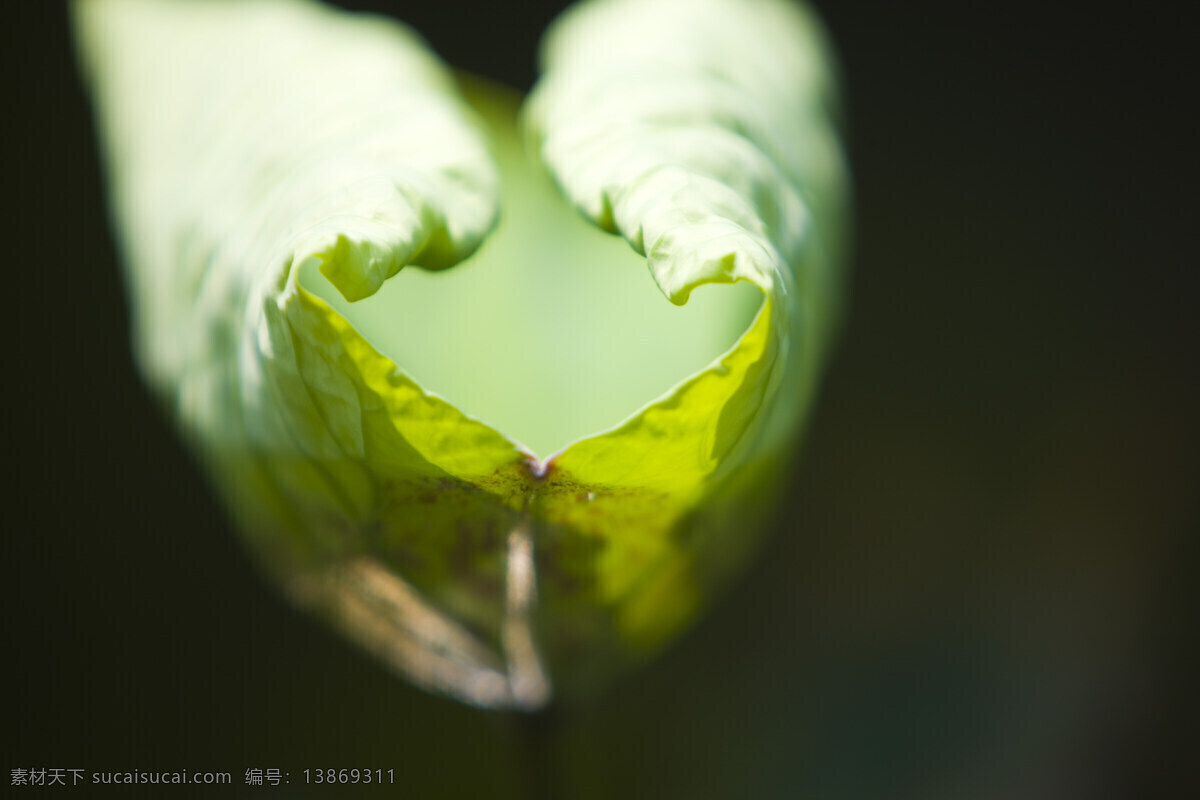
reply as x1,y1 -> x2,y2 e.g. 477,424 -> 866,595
5,1 -> 1194,797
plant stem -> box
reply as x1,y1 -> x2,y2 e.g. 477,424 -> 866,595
510,704 -> 564,800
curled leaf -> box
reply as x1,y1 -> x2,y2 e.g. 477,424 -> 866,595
75,0 -> 848,708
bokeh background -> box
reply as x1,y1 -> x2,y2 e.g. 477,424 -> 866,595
6,1 -> 1194,797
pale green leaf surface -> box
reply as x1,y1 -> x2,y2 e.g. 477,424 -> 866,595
74,0 -> 847,708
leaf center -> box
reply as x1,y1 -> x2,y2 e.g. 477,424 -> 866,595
300,81 -> 762,459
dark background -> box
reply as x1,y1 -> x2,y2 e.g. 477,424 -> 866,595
5,1 -> 1195,797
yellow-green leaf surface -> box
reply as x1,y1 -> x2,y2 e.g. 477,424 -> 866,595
75,0 -> 848,708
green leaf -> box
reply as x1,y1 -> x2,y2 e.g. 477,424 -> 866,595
74,0 -> 848,708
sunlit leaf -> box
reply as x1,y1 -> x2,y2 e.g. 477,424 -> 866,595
74,0 -> 849,708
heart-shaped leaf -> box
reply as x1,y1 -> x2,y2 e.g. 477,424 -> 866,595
74,0 -> 849,708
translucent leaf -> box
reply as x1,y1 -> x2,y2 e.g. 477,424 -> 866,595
74,0 -> 848,708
